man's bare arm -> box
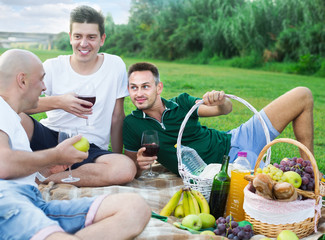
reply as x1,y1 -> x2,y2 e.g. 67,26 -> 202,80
110,98 -> 125,153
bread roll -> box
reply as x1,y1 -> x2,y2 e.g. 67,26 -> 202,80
253,173 -> 274,200
273,182 -> 297,201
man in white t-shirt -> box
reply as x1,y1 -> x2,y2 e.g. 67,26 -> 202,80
20,5 -> 136,187
0,49 -> 150,240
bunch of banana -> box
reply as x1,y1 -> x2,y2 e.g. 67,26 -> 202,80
160,187 -> 210,217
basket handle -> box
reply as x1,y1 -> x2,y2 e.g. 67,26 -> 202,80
176,94 -> 271,177
254,138 -> 319,195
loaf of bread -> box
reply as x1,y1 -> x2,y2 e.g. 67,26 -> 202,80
253,173 -> 274,200
273,182 -> 298,201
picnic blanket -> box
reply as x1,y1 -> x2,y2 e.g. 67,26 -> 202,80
38,164 -> 325,240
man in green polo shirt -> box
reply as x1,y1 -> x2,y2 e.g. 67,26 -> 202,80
123,62 -> 314,178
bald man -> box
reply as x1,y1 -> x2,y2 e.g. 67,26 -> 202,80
0,49 -> 150,240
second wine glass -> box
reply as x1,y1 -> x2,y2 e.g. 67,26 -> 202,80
76,82 -> 96,126
141,130 -> 160,179
58,128 -> 80,183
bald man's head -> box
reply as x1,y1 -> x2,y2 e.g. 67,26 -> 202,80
0,49 -> 42,90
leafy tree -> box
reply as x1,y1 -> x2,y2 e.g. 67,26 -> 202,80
53,32 -> 71,51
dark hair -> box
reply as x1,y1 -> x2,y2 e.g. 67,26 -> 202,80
70,5 -> 105,37
128,62 -> 160,84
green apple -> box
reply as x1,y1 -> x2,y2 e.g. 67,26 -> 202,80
277,230 -> 299,240
260,238 -> 272,240
200,230 -> 215,235
181,214 -> 202,231
283,171 -> 302,188
198,213 -> 216,229
73,136 -> 90,152
174,204 -> 185,218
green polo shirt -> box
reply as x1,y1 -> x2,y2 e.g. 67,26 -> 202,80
123,93 -> 231,175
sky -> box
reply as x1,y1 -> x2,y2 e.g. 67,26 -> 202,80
0,0 -> 131,34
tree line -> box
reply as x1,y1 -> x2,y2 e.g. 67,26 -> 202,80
54,0 -> 325,75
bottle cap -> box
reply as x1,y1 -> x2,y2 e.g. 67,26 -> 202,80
238,151 -> 247,157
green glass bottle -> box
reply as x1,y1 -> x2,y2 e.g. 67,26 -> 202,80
209,155 -> 230,219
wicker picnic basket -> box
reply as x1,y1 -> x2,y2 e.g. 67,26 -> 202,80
244,138 -> 322,239
176,94 -> 271,201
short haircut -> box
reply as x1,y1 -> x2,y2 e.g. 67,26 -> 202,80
70,5 -> 105,37
128,62 -> 160,85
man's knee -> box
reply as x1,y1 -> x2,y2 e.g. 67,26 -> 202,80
294,87 -> 314,106
97,154 -> 136,183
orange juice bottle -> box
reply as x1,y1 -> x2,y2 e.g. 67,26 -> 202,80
225,152 -> 251,221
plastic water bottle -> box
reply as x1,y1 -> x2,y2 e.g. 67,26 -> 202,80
179,145 -> 207,176
209,155 -> 230,219
225,151 -> 251,221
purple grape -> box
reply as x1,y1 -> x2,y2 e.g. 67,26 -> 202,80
285,166 -> 291,171
228,233 -> 235,239
218,223 -> 226,232
231,221 -> 239,228
273,163 -> 279,168
232,227 -> 240,235
238,230 -> 245,239
289,161 -> 295,167
301,184 -> 307,190
244,232 -> 251,239
307,182 -> 314,191
226,215 -> 233,223
280,166 -> 285,171
233,237 -> 240,240
297,157 -> 303,164
302,176 -> 309,185
305,166 -> 313,174
217,217 -> 226,224
214,229 -> 221,235
303,173 -> 311,178
302,160 -> 308,167
292,157 -> 297,162
294,168 -> 300,174
243,225 -> 252,232
280,160 -> 288,166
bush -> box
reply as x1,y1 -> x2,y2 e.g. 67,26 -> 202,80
292,54 -> 322,75
314,59 -> 325,77
229,51 -> 263,69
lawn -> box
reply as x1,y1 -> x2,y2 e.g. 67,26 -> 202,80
1,49 -> 323,173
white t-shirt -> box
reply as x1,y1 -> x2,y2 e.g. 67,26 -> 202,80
41,53 -> 129,150
0,97 -> 37,187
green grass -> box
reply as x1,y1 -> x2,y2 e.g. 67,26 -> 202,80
1,49 -> 324,173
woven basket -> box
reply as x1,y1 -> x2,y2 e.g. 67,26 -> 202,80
244,138 -> 322,239
176,94 -> 271,201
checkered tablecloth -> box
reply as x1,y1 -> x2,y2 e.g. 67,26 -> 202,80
38,164 -> 325,240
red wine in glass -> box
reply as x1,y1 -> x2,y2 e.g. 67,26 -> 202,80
141,130 -> 160,178
142,143 -> 160,157
77,96 -> 96,108
76,82 -> 96,126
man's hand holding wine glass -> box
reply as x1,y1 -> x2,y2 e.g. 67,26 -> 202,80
53,92 -> 93,119
137,147 -> 158,170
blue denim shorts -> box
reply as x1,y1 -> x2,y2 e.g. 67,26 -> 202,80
0,181 -> 105,240
227,109 -> 280,168
30,117 -> 111,169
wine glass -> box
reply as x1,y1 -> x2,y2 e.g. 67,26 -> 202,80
76,82 -> 96,126
141,130 -> 160,178
58,128 -> 80,183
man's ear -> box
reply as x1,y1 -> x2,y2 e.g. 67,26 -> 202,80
100,33 -> 106,47
16,72 -> 26,89
157,82 -> 163,95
